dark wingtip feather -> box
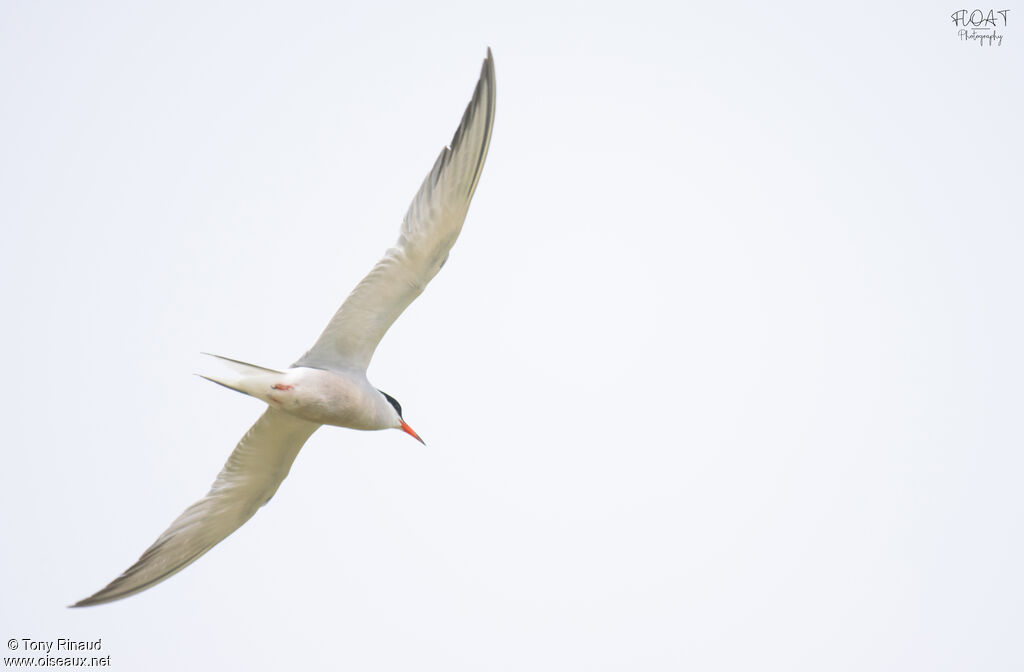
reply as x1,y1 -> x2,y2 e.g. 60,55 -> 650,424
449,48 -> 496,199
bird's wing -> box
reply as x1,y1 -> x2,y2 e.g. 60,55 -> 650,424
72,408 -> 320,607
293,49 -> 496,373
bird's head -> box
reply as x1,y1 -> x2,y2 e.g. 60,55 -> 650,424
378,389 -> 425,445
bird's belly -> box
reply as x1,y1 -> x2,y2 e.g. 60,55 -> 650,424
264,368 -> 382,430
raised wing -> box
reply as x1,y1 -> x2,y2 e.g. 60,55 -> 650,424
293,49 -> 496,373
72,408 -> 320,607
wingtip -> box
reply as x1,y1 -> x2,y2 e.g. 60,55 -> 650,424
68,586 -> 120,608
68,596 -> 98,609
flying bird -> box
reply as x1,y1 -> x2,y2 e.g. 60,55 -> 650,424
72,49 -> 495,607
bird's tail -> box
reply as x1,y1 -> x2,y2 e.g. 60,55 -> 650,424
197,353 -> 283,398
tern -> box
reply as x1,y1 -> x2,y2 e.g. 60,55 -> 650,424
72,49 -> 495,607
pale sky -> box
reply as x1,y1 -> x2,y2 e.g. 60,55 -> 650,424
2,1 -> 1022,670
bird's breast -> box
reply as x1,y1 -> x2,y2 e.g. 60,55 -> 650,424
265,367 -> 386,430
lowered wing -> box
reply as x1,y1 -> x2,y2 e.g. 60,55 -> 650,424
72,408 -> 320,607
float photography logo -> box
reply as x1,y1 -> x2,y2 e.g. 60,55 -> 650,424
952,8 -> 1010,45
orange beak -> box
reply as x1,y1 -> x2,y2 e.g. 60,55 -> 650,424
400,420 -> 426,445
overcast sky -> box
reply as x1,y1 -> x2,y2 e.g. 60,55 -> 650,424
2,1 -> 1021,670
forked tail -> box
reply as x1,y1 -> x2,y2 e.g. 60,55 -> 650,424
197,353 -> 284,398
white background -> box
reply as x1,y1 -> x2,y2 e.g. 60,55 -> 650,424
2,1 -> 1021,670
